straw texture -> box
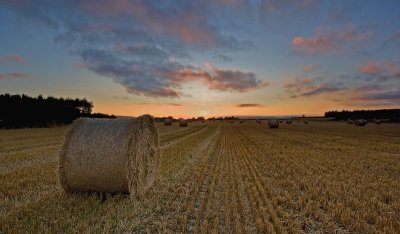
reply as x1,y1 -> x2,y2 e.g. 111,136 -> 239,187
355,119 -> 367,126
164,118 -> 172,126
59,115 -> 159,198
268,119 -> 279,128
179,119 -> 188,127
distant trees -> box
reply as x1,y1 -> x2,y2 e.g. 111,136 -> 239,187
325,109 -> 400,122
0,93 -> 115,128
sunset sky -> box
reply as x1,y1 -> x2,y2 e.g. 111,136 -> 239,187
1,0 -> 399,118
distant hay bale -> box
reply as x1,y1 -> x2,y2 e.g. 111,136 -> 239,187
279,120 -> 283,123
240,120 -> 244,123
304,120 -> 309,124
230,120 -> 234,124
59,115 -> 160,198
268,119 -> 279,128
347,119 -> 354,124
256,120 -> 261,124
179,118 -> 188,127
164,118 -> 172,126
354,119 -> 367,126
286,120 -> 292,124
374,119 -> 381,125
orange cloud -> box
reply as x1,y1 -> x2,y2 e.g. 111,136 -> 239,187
170,66 -> 269,93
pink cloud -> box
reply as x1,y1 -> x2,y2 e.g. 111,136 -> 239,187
10,54 -> 24,62
0,54 -> 24,64
81,0 -> 216,45
303,65 -> 318,73
283,77 -> 344,98
0,72 -> 31,80
359,61 -> 399,75
292,25 -> 373,54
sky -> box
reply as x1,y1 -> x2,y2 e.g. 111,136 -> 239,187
0,0 -> 399,118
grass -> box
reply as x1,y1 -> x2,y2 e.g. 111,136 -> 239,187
1,121 -> 399,232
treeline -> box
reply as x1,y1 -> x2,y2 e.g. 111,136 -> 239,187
154,116 -> 239,122
324,109 -> 400,121
0,94 -> 115,128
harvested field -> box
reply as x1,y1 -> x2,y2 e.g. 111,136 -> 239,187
1,121 -> 400,233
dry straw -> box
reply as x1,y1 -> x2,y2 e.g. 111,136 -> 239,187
268,119 -> 279,128
59,115 -> 160,198
179,118 -> 188,127
355,119 -> 367,126
164,118 -> 172,126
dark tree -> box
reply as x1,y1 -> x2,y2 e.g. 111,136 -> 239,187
324,109 -> 400,122
0,93 -> 115,128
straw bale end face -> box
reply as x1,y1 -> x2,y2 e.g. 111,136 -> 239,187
59,115 -> 160,199
268,119 -> 279,128
164,118 -> 172,126
179,118 -> 188,127
354,119 -> 367,126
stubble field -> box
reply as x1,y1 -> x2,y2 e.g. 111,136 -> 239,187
1,121 -> 399,233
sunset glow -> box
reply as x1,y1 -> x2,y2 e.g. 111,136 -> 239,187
1,1 -> 399,117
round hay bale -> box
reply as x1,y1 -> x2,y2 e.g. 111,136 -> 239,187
374,119 -> 381,125
256,120 -> 261,124
230,120 -> 234,124
268,119 -> 279,128
179,118 -> 188,127
347,119 -> 354,124
304,120 -> 309,124
240,120 -> 244,123
59,115 -> 160,198
286,120 -> 292,124
164,118 -> 172,126
354,119 -> 367,126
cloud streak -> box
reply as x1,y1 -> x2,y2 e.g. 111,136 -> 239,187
0,72 -> 32,80
292,25 -> 373,55
0,54 -> 24,65
284,77 -> 345,98
235,103 -> 266,108
359,61 -> 399,75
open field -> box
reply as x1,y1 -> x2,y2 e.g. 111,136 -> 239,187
1,121 -> 400,233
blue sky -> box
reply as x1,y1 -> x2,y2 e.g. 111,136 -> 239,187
0,0 -> 399,117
